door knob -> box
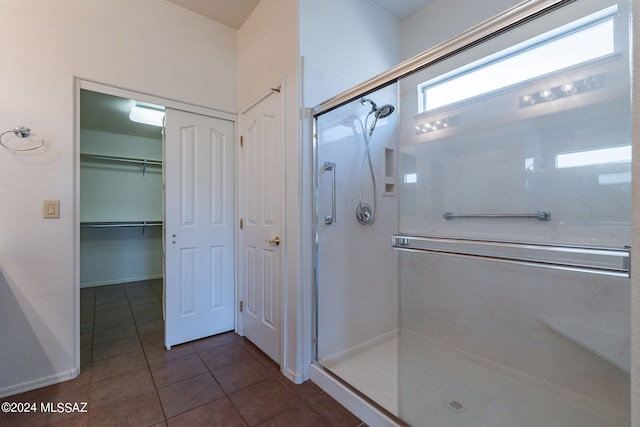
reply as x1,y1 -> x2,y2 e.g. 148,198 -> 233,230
266,236 -> 280,246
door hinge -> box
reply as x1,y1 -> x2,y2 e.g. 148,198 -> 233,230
240,218 -> 243,229
240,136 -> 244,147
239,301 -> 243,312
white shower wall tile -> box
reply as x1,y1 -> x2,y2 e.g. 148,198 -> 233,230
316,86 -> 400,362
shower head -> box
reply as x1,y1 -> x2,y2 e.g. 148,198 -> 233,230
361,97 -> 394,119
360,97 -> 395,137
375,104 -> 395,119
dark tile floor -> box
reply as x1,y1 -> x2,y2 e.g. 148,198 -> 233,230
0,280 -> 365,427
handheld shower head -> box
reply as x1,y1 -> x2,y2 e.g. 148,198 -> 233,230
375,104 -> 395,119
361,97 -> 394,119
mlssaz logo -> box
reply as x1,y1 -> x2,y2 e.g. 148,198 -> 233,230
40,402 -> 88,413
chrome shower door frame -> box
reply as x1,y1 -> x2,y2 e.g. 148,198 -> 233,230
311,0 -> 575,364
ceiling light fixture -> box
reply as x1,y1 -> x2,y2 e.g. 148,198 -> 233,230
414,116 -> 455,135
129,103 -> 165,127
519,74 -> 604,108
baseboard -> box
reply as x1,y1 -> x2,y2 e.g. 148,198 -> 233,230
282,367 -> 304,384
80,274 -> 163,288
310,362 -> 401,427
0,368 -> 79,399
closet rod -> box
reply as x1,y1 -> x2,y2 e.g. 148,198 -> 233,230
80,153 -> 162,166
80,221 -> 163,228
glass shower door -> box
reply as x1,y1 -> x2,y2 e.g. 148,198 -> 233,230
396,0 -> 631,425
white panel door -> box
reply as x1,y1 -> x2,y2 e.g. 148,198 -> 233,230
164,108 -> 235,349
239,89 -> 283,363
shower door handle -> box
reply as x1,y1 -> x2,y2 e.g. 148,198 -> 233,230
324,161 -> 336,224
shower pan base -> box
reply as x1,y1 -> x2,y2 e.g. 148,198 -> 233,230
323,336 -> 398,414
310,362 -> 402,427
317,331 -> 628,427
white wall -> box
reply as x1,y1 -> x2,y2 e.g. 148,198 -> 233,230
80,129 -> 163,223
0,0 -> 236,397
80,226 -> 163,287
300,0 -> 401,108
401,0 -> 521,60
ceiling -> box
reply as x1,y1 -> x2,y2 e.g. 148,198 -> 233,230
165,0 -> 435,29
80,90 -> 163,140
368,0 -> 435,21
165,0 -> 261,30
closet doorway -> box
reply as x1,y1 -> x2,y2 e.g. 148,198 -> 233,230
77,81 -> 237,370
79,90 -> 164,289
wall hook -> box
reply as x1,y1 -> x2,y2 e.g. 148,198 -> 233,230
0,126 -> 45,151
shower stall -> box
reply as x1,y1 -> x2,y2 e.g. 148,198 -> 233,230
313,0 -> 631,426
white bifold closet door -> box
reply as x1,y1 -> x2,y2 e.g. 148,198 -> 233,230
163,108 -> 235,349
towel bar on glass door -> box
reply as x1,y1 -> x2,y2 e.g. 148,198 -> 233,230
392,233 -> 630,277
443,211 -> 551,221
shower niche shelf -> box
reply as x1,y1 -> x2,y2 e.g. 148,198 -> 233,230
538,316 -> 630,372
383,147 -> 396,197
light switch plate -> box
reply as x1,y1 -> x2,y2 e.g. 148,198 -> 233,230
43,200 -> 60,218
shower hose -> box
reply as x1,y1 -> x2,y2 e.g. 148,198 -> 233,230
355,111 -> 379,225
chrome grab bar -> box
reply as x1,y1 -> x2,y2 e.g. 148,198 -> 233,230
393,233 -> 630,278
443,211 -> 551,221
324,162 -> 336,224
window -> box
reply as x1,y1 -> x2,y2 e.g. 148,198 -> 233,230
555,145 -> 631,169
418,6 -> 617,112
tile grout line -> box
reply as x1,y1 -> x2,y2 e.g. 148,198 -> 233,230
124,280 -> 170,425
83,286 -> 96,423
189,342 -> 252,426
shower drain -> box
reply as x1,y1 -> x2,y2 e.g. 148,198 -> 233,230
447,399 -> 467,412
